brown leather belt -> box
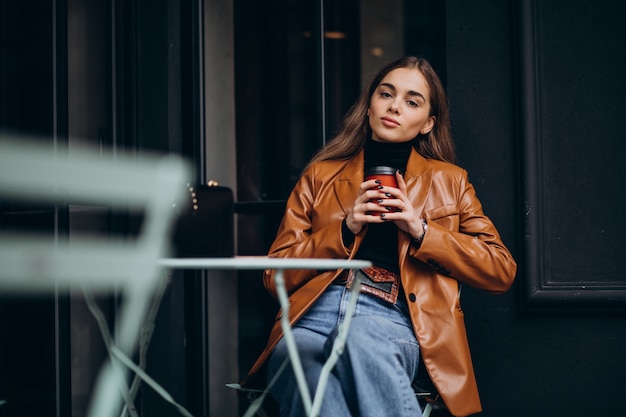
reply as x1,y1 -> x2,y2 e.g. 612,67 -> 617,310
334,266 -> 401,304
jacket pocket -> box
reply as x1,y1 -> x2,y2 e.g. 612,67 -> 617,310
424,204 -> 459,230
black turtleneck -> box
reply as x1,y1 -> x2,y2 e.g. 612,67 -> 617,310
363,138 -> 414,172
357,139 -> 414,274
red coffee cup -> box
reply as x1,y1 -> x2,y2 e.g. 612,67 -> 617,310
364,166 -> 399,215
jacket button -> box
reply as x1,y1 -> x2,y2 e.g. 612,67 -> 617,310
408,293 -> 416,302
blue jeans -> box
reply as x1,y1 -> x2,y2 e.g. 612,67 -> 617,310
267,285 -> 423,417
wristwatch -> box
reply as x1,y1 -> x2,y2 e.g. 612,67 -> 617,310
413,218 -> 428,248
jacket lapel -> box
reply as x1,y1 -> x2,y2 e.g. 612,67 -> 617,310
398,149 -> 434,264
334,152 -> 364,215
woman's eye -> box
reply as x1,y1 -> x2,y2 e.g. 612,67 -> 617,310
407,100 -> 418,107
380,91 -> 392,98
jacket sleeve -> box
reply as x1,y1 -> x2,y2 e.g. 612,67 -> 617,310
262,165 -> 356,298
409,169 -> 517,294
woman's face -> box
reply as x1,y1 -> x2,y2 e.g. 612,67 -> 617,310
367,67 -> 436,143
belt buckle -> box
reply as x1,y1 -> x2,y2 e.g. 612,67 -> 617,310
346,268 -> 399,304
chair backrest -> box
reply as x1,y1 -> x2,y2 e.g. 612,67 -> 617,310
0,137 -> 191,417
0,138 -> 190,293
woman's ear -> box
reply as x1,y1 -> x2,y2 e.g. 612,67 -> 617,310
421,116 -> 436,135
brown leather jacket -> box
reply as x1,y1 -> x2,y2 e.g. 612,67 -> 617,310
243,148 -> 517,417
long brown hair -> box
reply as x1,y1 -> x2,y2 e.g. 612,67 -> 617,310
306,56 -> 457,168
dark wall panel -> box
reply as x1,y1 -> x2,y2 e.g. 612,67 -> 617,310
447,0 -> 626,416
520,0 -> 626,310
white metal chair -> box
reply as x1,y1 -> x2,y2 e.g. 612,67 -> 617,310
0,137 -> 191,417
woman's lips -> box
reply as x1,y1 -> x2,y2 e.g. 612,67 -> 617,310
381,117 -> 400,127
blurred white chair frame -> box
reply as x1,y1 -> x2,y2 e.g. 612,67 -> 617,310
160,257 -> 371,417
0,138 -> 191,417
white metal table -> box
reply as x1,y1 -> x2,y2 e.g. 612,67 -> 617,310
159,256 -> 371,417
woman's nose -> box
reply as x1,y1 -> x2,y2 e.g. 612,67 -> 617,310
388,99 -> 400,113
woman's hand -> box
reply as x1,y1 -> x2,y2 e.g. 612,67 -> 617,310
345,177 -> 380,234
345,170 -> 424,240
390,171 -> 426,240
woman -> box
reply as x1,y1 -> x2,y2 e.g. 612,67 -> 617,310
242,56 -> 517,417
